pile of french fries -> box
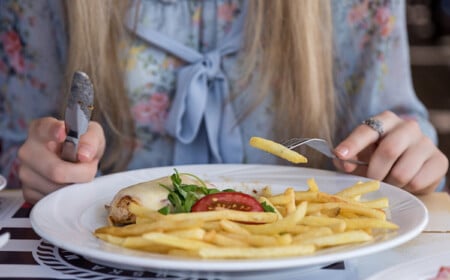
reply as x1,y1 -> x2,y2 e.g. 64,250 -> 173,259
94,179 -> 398,259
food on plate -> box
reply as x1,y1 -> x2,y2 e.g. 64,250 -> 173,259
107,171 -> 215,226
249,136 -> 308,163
191,192 -> 265,212
95,171 -> 398,259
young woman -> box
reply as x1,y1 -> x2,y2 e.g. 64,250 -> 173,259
0,0 -> 447,203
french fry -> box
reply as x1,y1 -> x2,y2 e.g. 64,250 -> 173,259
168,249 -> 200,258
285,187 -> 296,215
361,198 -> 389,209
166,228 -> 206,240
157,209 -> 278,224
342,218 -> 399,230
95,233 -> 124,245
292,227 -> 333,243
121,236 -> 158,248
221,232 -> 279,247
276,233 -> 293,246
299,230 -> 373,248
249,136 -> 308,164
307,178 -> 319,192
128,203 -> 164,219
306,202 -> 386,220
270,191 -> 317,205
335,180 -> 380,198
294,191 -> 319,202
95,219 -> 204,237
219,219 -> 250,236
143,232 -> 216,250
241,201 -> 307,235
300,216 -> 346,233
208,232 -> 250,247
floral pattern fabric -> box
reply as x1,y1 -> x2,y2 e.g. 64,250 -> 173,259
0,0 -> 436,188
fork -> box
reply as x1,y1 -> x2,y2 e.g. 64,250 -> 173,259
283,138 -> 368,165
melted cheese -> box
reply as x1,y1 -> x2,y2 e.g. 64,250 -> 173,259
115,178 -> 171,210
108,174 -> 207,225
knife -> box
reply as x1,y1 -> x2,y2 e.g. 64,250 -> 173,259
61,71 -> 95,162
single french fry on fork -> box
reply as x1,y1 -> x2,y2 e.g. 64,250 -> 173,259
249,136 -> 308,163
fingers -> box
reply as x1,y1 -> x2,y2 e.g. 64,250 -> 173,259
18,118 -> 106,204
403,150 -> 449,194
19,164 -> 64,204
366,119 -> 422,180
383,136 -> 434,188
22,187 -> 45,205
28,117 -> 66,143
334,111 -> 402,174
334,110 -> 449,194
335,111 -> 402,161
77,121 -> 106,162
20,141 -> 99,184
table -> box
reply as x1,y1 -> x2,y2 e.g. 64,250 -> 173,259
1,190 -> 449,280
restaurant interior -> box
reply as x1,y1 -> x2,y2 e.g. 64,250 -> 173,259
407,0 -> 450,190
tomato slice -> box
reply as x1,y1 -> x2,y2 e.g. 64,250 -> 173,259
191,192 -> 264,212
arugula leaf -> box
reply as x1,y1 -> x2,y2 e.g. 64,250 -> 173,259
158,205 -> 170,215
158,169 -> 227,214
261,201 -> 276,213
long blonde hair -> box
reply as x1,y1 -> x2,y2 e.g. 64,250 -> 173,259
64,0 -> 335,172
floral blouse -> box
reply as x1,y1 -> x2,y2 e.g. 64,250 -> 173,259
0,0 -> 436,188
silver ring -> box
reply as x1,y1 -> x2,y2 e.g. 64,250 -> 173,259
362,117 -> 384,138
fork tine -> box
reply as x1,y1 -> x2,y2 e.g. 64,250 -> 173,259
282,138 -> 307,149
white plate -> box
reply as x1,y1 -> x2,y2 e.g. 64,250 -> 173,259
367,251 -> 450,280
0,232 -> 10,249
0,175 -> 6,191
30,164 -> 428,272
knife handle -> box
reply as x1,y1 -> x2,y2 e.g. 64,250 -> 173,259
61,137 -> 79,162
61,71 -> 94,163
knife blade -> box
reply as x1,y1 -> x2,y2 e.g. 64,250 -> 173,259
61,71 -> 94,162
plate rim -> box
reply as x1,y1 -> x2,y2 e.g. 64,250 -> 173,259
30,164 -> 428,272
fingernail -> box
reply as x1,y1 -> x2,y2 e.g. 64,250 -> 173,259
78,144 -> 94,160
335,146 -> 349,157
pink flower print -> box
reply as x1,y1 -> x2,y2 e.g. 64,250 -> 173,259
347,0 -> 369,25
218,3 -> 236,22
376,7 -> 394,37
2,30 -> 22,56
1,30 -> 26,73
9,51 -> 25,74
376,7 -> 390,26
132,92 -> 170,133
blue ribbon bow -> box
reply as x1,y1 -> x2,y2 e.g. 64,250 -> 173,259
127,3 -> 245,164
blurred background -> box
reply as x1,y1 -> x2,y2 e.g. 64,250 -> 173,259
406,0 -> 450,190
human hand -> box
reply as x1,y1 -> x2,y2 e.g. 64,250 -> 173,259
334,111 -> 449,195
18,117 -> 106,204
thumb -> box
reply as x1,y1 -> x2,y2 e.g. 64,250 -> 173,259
76,121 -> 106,162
